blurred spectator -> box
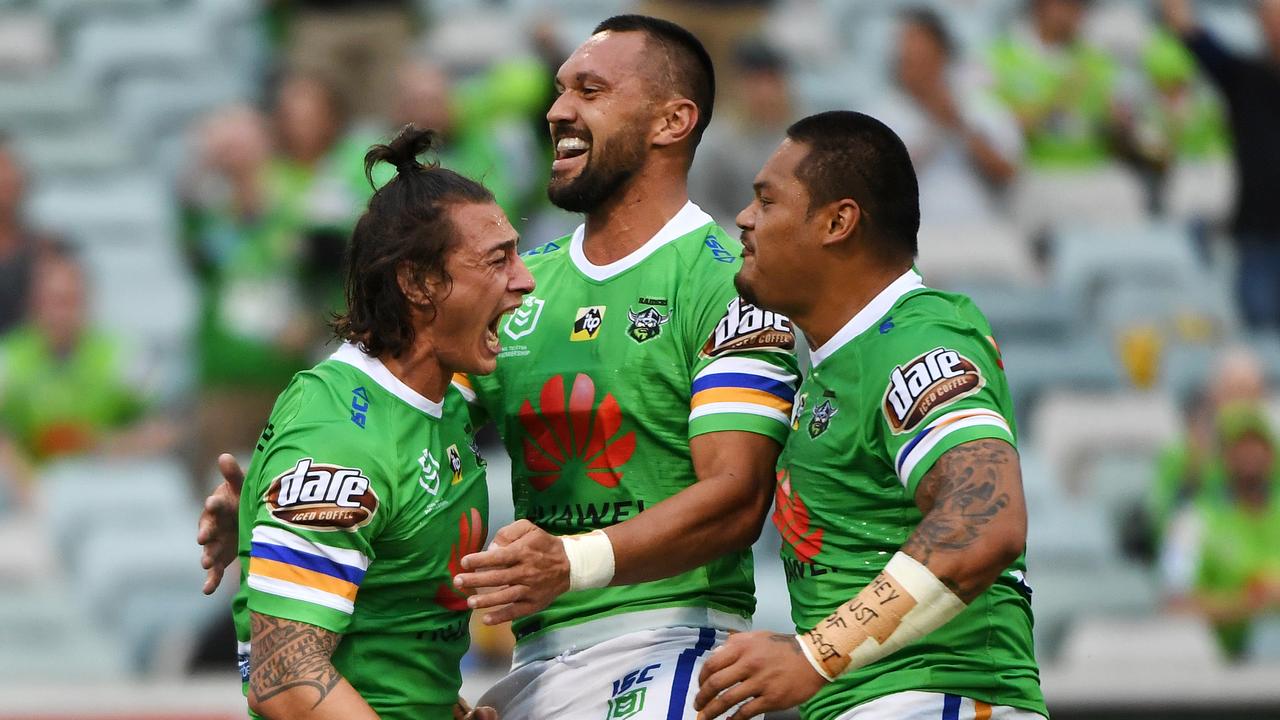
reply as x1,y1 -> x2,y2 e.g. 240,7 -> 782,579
0,136 -> 34,336
385,57 -> 550,226
874,8 -> 1023,226
276,0 -> 416,122
1162,403 -> 1280,659
0,244 -> 176,503
180,100 -> 329,481
1152,347 -> 1268,535
1162,0 -> 1280,331
1141,29 -> 1230,165
689,39 -> 794,227
985,0 -> 1129,168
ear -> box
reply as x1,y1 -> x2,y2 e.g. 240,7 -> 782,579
396,263 -> 432,308
819,198 -> 862,248
651,98 -> 699,148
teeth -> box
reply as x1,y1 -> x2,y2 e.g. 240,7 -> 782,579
557,137 -> 589,152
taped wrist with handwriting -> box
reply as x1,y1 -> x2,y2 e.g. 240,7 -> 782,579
796,552 -> 967,681
561,529 -> 615,591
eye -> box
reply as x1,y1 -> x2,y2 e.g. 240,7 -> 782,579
581,86 -> 601,98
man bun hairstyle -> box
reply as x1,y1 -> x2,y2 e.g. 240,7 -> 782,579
786,110 -> 920,260
593,14 -> 715,148
332,124 -> 494,358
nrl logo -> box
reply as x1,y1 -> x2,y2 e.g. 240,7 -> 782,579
418,448 -> 441,495
502,295 -> 545,341
808,400 -> 838,438
626,306 -> 670,343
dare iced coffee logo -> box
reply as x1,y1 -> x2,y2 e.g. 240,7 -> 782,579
264,458 -> 379,531
882,347 -> 984,434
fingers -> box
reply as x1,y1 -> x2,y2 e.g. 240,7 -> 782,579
698,641 -> 740,684
727,696 -> 773,720
467,707 -> 498,720
479,601 -> 531,625
465,584 -> 527,610
217,453 -> 245,492
202,564 -> 224,596
454,567 -> 525,590
694,659 -> 748,712
696,679 -> 758,720
491,519 -> 537,546
459,545 -> 517,572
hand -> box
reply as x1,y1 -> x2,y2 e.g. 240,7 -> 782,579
453,696 -> 498,720
452,519 -> 570,625
693,631 -> 828,720
197,453 -> 245,595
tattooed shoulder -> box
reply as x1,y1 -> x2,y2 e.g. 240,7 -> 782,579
249,612 -> 342,709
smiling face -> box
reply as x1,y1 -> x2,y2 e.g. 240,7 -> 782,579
425,202 -> 534,376
733,139 -> 827,317
545,30 -> 657,213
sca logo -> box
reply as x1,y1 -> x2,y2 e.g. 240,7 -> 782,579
571,306 -> 606,341
883,347 -> 984,434
434,507 -> 485,611
519,374 -> 636,491
808,398 -> 839,439
607,663 -> 660,719
772,469 -> 823,563
626,305 -> 670,344
702,297 -> 794,357
264,458 -> 378,531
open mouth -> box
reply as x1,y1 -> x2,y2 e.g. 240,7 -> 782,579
553,134 -> 590,171
485,303 -> 520,355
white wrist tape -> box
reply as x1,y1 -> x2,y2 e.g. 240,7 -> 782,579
561,529 -> 615,591
798,551 -> 967,680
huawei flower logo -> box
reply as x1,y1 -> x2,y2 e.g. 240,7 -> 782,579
518,374 -> 636,491
435,507 -> 485,611
772,469 -> 824,563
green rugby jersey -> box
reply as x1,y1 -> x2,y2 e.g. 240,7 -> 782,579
777,270 -> 1045,719
232,343 -> 488,719
457,201 -> 800,644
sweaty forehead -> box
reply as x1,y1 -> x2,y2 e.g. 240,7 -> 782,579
560,30 -> 660,86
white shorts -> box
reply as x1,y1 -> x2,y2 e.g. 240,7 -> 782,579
478,625 -> 728,720
833,691 -> 1046,720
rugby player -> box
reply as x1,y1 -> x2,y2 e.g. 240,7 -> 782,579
693,112 -> 1046,720
202,15 -> 800,720
229,126 -> 530,720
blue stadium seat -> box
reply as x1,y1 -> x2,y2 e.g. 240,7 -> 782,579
68,12 -> 215,93
1246,616 -> 1280,662
1010,167 -> 1149,234
27,171 -> 176,242
0,583 -> 127,681
0,72 -> 96,135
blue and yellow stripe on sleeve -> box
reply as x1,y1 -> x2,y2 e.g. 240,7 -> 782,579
247,526 -> 370,615
689,357 -> 797,438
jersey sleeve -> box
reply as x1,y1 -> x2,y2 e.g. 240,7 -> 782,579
871,320 -> 1016,496
682,280 -> 800,444
243,415 -> 392,635
451,372 -> 490,428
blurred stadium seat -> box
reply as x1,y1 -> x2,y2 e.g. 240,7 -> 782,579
0,583 -> 127,682
916,220 -> 1039,287
1058,614 -> 1224,670
1010,167 -> 1148,233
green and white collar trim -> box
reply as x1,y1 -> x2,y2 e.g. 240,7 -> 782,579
331,343 -> 444,418
569,200 -> 714,281
810,269 -> 925,368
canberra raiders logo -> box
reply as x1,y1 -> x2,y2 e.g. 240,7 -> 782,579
808,399 -> 839,438
626,306 -> 670,343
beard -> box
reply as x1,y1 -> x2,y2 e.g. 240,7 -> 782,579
547,127 -> 648,213
733,267 -> 763,309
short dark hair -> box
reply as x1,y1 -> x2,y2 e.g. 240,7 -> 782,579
593,14 -> 715,148
786,111 -> 920,259
332,125 -> 494,358
901,7 -> 955,59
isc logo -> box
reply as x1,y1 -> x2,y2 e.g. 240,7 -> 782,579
265,458 -> 379,530
883,347 -> 983,434
350,387 -> 370,428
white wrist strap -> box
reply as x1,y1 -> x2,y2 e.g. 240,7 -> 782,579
561,529 -> 615,591
796,635 -> 836,681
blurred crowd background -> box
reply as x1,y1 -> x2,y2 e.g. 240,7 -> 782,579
0,0 -> 1278,717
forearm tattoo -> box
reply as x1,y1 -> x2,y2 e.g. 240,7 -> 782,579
249,612 -> 343,709
902,439 -> 1015,593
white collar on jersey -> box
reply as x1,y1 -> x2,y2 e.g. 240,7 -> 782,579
330,343 -> 444,418
568,200 -> 715,281
809,269 -> 926,368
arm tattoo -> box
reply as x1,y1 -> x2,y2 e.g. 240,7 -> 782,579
766,632 -> 804,655
903,439 -> 1015,581
249,612 -> 343,709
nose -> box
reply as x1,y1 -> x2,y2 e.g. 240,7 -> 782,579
510,255 -> 536,295
546,91 -> 575,126
735,201 -> 756,233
